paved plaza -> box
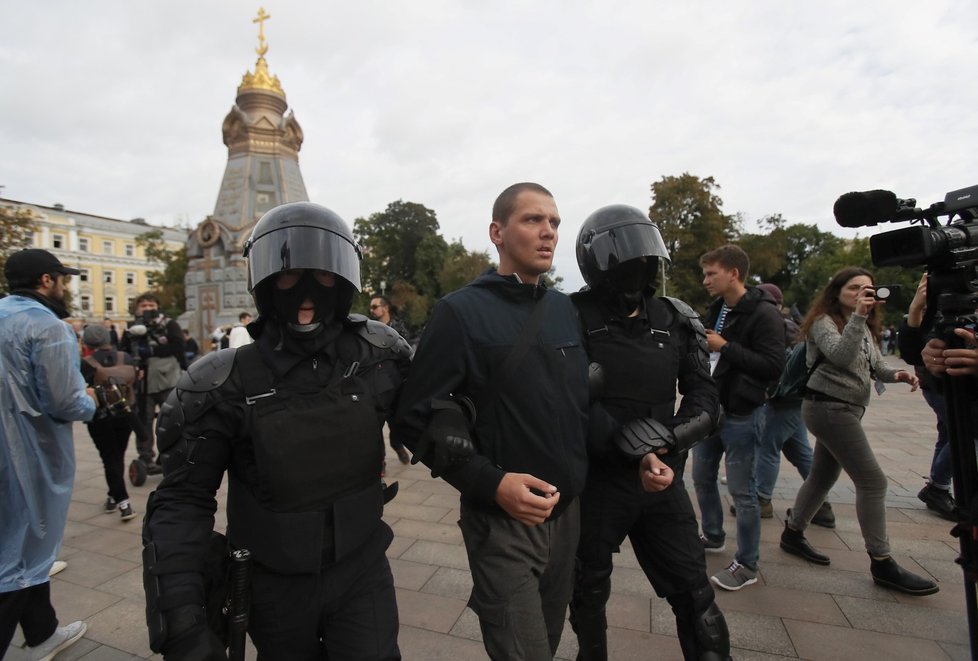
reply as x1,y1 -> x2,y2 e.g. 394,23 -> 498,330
4,356 -> 972,660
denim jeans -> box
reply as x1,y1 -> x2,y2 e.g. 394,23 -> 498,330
754,402 -> 813,499
693,409 -> 762,569
921,387 -> 952,490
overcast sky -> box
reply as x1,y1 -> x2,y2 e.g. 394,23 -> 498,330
2,1 -> 976,291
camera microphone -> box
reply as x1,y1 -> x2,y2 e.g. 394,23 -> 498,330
833,190 -> 900,227
129,324 -> 148,337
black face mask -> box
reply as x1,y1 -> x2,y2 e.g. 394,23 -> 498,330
272,271 -> 338,331
600,258 -> 659,314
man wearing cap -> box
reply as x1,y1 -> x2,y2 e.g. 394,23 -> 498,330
0,249 -> 96,659
751,284 -> 835,527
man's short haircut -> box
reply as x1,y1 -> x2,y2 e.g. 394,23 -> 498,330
492,182 -> 553,226
371,295 -> 390,307
135,291 -> 161,307
700,245 -> 750,282
239,311 -> 252,322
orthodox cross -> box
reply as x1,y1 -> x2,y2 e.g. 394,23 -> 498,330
253,7 -> 271,57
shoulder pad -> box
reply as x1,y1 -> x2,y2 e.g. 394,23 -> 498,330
350,317 -> 413,358
662,296 -> 700,319
175,348 -> 236,393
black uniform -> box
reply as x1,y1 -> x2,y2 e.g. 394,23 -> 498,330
143,317 -> 410,660
571,290 -> 725,660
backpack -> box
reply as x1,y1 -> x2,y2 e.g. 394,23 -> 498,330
84,351 -> 138,414
769,341 -> 824,401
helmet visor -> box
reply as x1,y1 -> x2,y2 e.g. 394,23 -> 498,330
247,225 -> 362,292
586,222 -> 671,272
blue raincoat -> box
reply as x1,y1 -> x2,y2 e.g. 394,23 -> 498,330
0,294 -> 95,593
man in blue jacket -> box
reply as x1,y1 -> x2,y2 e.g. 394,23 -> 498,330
394,182 -> 590,660
0,249 -> 96,659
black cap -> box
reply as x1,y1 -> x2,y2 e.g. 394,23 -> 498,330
4,249 -> 81,281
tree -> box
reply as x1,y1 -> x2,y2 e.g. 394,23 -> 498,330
354,200 -> 444,298
0,205 -> 39,295
738,218 -> 845,302
135,229 -> 188,319
649,173 -> 738,310
438,240 -> 493,295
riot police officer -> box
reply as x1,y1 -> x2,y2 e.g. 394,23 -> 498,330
570,205 -> 731,661
142,202 -> 410,660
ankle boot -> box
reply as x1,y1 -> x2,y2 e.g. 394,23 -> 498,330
811,501 -> 836,528
869,555 -> 939,596
780,523 -> 831,565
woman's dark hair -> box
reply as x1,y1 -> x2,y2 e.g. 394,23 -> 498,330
800,266 -> 882,343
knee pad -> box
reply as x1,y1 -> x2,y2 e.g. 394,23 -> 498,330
572,558 -> 613,613
693,588 -> 730,660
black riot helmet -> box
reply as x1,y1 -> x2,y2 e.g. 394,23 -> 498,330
242,202 -> 362,326
576,205 -> 671,295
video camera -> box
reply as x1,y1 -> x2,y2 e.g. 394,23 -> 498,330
92,382 -> 133,421
833,185 -> 978,268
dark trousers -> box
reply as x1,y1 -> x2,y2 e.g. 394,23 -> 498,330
574,468 -> 715,661
136,389 -> 171,462
0,582 -> 58,655
459,499 -> 580,661
247,523 -> 399,660
87,418 -> 132,503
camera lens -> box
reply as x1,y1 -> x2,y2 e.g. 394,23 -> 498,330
876,287 -> 892,299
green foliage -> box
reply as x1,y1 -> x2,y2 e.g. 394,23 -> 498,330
352,201 -> 495,332
0,205 -> 39,295
135,229 -> 188,318
649,173 -> 738,309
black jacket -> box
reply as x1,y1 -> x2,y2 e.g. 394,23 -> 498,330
704,286 -> 785,415
393,269 -> 590,516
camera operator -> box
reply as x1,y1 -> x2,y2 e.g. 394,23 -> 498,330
923,328 -> 978,377
120,292 -> 185,473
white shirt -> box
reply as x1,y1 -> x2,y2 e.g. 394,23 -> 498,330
228,324 -> 253,348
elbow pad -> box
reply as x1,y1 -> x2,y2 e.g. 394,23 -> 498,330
672,410 -> 722,454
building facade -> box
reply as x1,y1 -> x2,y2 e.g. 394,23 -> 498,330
0,198 -> 187,326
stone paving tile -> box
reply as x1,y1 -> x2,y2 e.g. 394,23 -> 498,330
66,527 -> 143,559
84,596 -> 156,657
714,584 -> 849,626
606,592 -> 652,632
394,587 -> 467,633
722,610 -> 796,657
382,500 -> 454,523
760,562 -> 895,601
389,518 -> 463,545
50,550 -> 140,590
397,623 -> 489,660
386,534 -> 416,559
833,594 -> 970,645
398,539 -> 471,570
783,618 -> 952,661
610,565 -> 658,599
940,641 -> 971,661
421,566 -> 473,601
389,556 -> 439,590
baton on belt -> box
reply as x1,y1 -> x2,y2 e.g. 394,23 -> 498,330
225,549 -> 252,661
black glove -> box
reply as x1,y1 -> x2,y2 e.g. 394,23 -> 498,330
412,398 -> 476,477
614,417 -> 675,458
163,625 -> 227,661
163,606 -> 227,661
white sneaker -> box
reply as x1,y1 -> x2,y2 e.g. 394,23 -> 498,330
47,561 -> 67,577
25,620 -> 87,661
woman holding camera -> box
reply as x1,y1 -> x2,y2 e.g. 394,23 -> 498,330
779,267 -> 938,595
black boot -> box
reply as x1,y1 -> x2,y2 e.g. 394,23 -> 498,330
780,523 -> 831,565
869,555 -> 939,596
811,501 -> 836,528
